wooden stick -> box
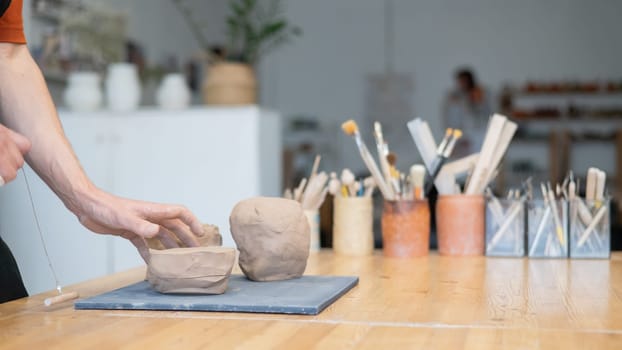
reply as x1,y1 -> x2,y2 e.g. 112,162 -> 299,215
487,200 -> 523,252
465,114 -> 507,195
577,205 -> 607,248
44,291 -> 79,306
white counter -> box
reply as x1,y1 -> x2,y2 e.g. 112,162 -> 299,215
0,106 -> 282,294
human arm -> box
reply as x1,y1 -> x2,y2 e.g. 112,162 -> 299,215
0,43 -> 204,260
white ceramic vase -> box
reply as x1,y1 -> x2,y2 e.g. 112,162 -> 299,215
63,72 -> 102,112
105,63 -> 141,112
156,73 -> 191,109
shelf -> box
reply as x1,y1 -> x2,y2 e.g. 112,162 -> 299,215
516,90 -> 622,96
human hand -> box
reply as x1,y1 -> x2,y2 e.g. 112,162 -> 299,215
70,187 -> 205,262
0,124 -> 31,185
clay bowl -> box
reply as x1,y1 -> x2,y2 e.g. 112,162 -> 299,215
146,246 -> 237,294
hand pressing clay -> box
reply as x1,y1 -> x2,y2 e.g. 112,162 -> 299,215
146,223 -> 222,250
230,197 -> 310,281
146,246 -> 236,294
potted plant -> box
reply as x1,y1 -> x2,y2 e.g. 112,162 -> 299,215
172,0 -> 301,105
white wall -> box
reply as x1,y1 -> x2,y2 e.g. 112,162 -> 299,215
259,0 -> 622,172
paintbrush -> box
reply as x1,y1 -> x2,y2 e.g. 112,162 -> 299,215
423,129 -> 462,194
374,122 -> 393,195
342,120 -> 394,200
340,169 -> 356,197
438,128 -> 453,154
410,164 -> 426,199
328,172 -> 341,196
363,176 -> 376,197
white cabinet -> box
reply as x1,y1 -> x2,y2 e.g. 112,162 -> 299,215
0,106 -> 281,294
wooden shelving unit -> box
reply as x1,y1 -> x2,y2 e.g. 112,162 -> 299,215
500,82 -> 622,232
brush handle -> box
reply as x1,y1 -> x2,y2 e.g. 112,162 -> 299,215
547,192 -> 565,246
355,136 -> 394,200
423,155 -> 447,194
529,206 -> 551,256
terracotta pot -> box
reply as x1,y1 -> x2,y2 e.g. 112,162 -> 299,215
436,195 -> 485,256
382,200 -> 430,258
332,196 -> 374,256
202,62 -> 257,105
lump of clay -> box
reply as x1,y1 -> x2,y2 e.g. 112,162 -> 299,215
146,223 -> 222,250
230,197 -> 310,281
146,246 -> 236,294
199,224 -> 223,246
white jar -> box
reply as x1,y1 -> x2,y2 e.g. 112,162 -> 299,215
156,73 -> 191,109
105,63 -> 141,112
63,72 -> 102,112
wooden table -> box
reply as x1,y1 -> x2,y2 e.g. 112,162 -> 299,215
2,251 -> 622,349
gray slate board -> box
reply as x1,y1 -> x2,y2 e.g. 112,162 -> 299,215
75,274 -> 358,315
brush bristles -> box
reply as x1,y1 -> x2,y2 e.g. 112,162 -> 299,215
341,120 -> 358,136
453,129 -> 463,140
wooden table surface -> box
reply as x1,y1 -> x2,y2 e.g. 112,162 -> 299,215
2,251 -> 622,349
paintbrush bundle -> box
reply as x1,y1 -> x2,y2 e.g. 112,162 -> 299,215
325,169 -> 376,198
341,119 -> 428,201
283,155 -> 329,211
568,168 -> 610,258
407,118 -> 483,196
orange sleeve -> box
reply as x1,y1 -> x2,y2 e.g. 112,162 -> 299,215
0,0 -> 26,44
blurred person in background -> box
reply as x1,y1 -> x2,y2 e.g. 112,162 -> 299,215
443,67 -> 492,157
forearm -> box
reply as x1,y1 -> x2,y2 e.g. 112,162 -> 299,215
0,43 -> 95,211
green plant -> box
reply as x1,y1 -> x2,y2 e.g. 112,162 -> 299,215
226,0 -> 301,65
171,0 -> 300,66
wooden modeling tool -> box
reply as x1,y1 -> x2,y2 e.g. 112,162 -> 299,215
577,168 -> 607,248
407,118 -> 437,167
374,122 -> 393,197
485,188 -> 505,226
465,114 -> 516,195
293,178 -> 307,202
342,120 -> 394,200
328,172 -> 341,196
22,169 -> 79,306
530,183 -> 552,256
577,204 -> 607,248
546,182 -> 565,246
585,167 -> 598,200
595,169 -> 606,202
309,155 -> 321,182
363,176 -> 376,197
410,165 -> 426,199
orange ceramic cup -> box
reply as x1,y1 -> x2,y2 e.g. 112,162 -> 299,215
436,195 -> 485,256
381,200 -> 430,257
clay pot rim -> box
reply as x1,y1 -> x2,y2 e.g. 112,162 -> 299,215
384,199 -> 429,204
437,194 -> 484,201
334,196 -> 372,203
